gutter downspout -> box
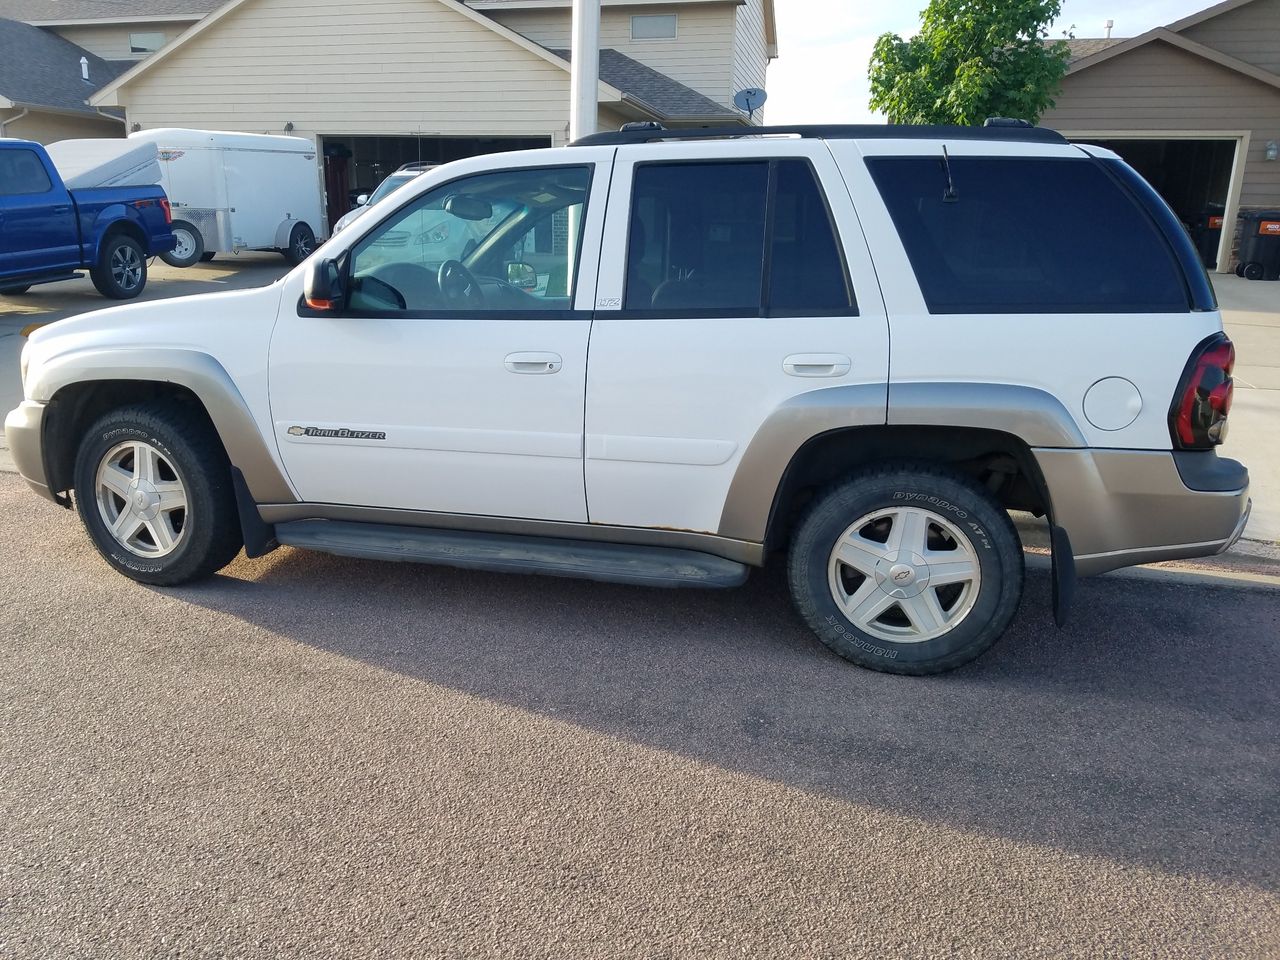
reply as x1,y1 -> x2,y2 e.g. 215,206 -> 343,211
94,107 -> 128,127
0,107 -> 30,137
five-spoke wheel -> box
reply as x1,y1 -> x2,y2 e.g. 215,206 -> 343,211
95,440 -> 189,558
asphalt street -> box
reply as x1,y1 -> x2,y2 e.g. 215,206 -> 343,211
1,472 -> 1278,958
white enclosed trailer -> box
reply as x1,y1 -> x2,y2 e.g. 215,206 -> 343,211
128,129 -> 324,267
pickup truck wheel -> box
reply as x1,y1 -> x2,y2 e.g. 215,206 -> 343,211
0,284 -> 31,296
90,234 -> 147,299
160,220 -> 204,268
73,404 -> 243,585
282,222 -> 316,266
787,466 -> 1024,675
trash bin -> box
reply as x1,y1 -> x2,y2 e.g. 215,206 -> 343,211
1192,203 -> 1225,268
1237,210 -> 1280,281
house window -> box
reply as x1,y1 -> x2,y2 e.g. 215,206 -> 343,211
129,32 -> 166,54
631,14 -> 677,40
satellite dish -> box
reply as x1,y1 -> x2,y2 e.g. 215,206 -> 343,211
733,87 -> 768,120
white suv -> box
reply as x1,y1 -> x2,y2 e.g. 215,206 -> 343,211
6,122 -> 1251,674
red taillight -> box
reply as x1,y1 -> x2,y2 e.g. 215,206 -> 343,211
1172,334 -> 1235,448
159,198 -> 173,224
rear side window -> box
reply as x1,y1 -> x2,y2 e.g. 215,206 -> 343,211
867,156 -> 1190,314
0,149 -> 53,196
625,159 -> 855,316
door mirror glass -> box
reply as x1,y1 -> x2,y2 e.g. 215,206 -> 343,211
355,193 -> 369,207
303,258 -> 346,312
506,261 -> 538,290
444,194 -> 493,222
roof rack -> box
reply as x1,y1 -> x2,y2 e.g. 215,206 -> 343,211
571,122 -> 1069,147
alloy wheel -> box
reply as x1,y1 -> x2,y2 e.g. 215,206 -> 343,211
95,441 -> 189,558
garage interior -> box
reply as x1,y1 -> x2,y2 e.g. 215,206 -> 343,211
319,134 -> 553,229
1082,138 -> 1237,268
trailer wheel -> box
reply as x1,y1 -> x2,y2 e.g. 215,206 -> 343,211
282,223 -> 316,266
200,252 -> 217,263
160,220 -> 204,268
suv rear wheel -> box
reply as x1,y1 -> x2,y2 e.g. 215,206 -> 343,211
787,466 -> 1024,675
73,403 -> 243,585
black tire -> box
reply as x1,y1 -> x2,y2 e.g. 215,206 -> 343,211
160,220 -> 204,268
73,403 -> 244,586
1243,262 -> 1265,281
787,465 -> 1024,675
282,222 -> 316,266
200,252 -> 217,263
90,233 -> 147,299
0,284 -> 31,296
1235,263 -> 1246,278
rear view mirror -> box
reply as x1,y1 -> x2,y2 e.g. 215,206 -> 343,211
303,258 -> 346,312
506,261 -> 538,290
355,193 -> 369,207
444,194 -> 493,222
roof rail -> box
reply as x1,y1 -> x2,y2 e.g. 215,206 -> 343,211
571,122 -> 1068,147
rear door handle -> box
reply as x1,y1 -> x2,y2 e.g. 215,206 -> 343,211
783,354 -> 851,378
505,352 -> 562,374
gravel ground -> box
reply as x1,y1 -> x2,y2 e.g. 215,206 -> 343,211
1,474 -> 1278,958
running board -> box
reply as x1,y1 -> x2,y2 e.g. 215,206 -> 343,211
274,519 -> 750,589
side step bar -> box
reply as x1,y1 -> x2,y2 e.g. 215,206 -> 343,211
274,519 -> 750,589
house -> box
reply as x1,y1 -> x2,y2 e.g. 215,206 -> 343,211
0,0 -> 775,228
1042,0 -> 1280,272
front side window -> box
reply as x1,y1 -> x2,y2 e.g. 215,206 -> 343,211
867,156 -> 1190,314
631,14 -> 677,39
624,159 -> 855,315
0,149 -> 53,196
347,165 -> 591,313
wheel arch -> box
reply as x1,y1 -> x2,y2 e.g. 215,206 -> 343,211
35,349 -> 295,506
94,216 -> 147,258
274,218 -> 311,249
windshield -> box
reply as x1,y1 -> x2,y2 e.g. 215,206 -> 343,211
368,173 -> 417,206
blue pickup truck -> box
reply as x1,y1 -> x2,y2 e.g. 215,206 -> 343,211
0,139 -> 176,300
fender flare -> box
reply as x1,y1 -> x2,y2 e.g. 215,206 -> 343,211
33,347 -> 296,504
274,219 -> 308,249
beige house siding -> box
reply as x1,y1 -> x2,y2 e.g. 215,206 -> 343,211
731,0 -> 768,115
1042,40 -> 1280,207
105,0 -> 605,144
1180,0 -> 1280,76
50,22 -> 191,62
490,3 -> 737,104
0,109 -> 123,143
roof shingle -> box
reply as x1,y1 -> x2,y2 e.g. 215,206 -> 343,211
0,16 -> 126,114
551,48 -> 739,120
0,0 -> 217,23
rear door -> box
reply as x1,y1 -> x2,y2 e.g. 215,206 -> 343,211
584,139 -> 889,534
0,146 -> 79,276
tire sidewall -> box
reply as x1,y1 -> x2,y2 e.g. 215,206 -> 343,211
94,235 -> 147,299
790,471 -> 1022,671
75,416 -> 213,583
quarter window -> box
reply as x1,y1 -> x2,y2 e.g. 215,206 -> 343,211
347,165 -> 592,314
0,149 -> 53,196
867,156 -> 1190,314
624,160 -> 855,316
631,14 -> 678,40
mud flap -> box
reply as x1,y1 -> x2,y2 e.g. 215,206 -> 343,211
231,466 -> 279,558
1050,525 -> 1076,628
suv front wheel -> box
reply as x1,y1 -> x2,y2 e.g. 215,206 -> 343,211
73,403 -> 244,585
788,466 -> 1024,675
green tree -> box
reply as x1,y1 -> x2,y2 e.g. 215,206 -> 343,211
868,0 -> 1071,126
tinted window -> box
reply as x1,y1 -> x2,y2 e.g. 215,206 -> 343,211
0,149 -> 53,196
769,160 -> 853,313
868,156 -> 1190,314
626,162 -> 768,313
348,165 -> 590,313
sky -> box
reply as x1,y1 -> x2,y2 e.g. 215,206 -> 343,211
765,0 -> 1220,124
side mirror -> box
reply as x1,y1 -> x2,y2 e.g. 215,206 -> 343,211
303,258 -> 346,312
506,261 -> 538,290
355,193 -> 370,207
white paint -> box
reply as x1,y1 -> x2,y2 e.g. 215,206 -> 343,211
1083,377 -> 1144,431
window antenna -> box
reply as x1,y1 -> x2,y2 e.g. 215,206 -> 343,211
941,145 -> 958,202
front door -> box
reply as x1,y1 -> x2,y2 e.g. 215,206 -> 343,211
585,141 -> 890,535
268,155 -> 610,522
0,146 -> 79,277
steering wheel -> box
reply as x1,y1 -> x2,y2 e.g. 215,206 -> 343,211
438,259 -> 485,307
354,272 -> 407,310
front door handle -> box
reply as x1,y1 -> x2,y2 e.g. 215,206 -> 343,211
505,352 -> 562,374
783,354 -> 851,378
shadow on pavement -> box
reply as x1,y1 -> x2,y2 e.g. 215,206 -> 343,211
171,546 -> 1280,891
